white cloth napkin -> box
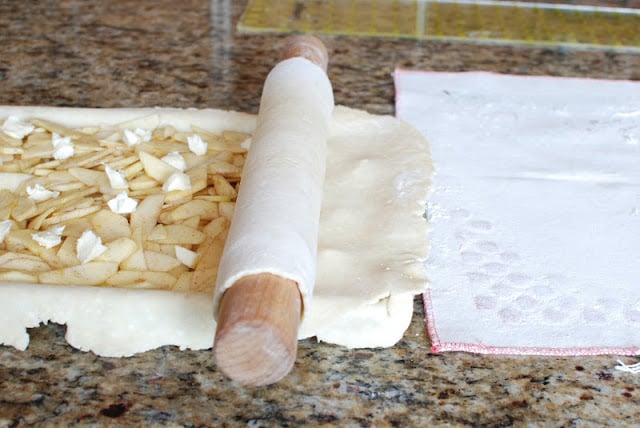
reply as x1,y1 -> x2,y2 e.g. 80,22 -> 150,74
395,69 -> 640,355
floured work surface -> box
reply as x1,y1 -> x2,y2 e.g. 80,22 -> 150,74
0,105 -> 431,356
396,69 -> 640,355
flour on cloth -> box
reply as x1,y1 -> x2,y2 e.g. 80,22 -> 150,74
395,69 -> 640,355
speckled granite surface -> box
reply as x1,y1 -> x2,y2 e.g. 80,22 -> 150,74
1,0 -> 640,426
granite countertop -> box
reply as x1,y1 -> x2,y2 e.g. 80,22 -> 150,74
1,0 -> 640,426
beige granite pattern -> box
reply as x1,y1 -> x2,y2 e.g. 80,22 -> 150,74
1,0 -> 640,426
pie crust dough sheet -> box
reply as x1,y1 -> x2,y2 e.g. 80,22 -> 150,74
0,105 -> 432,356
214,57 -> 334,318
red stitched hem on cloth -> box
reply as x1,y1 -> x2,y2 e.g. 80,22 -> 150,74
422,289 -> 640,356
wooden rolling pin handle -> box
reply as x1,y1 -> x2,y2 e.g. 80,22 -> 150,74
213,36 -> 329,386
281,35 -> 329,71
214,274 -> 302,386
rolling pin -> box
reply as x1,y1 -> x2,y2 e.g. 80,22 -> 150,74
212,36 -> 334,386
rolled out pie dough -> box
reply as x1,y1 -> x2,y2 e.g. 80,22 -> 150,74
0,104 -> 432,356
214,57 -> 334,318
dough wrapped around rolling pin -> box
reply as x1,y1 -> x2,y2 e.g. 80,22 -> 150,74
212,56 -> 334,322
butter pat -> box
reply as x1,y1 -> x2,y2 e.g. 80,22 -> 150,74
1,116 -> 34,139
107,192 -> 138,214
51,133 -> 74,160
26,183 -> 60,202
161,152 -> 187,171
163,172 -> 191,192
123,128 -> 152,146
187,134 -> 207,155
76,230 -> 107,264
32,225 -> 65,249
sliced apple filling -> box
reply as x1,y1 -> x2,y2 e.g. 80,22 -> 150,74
0,116 -> 249,292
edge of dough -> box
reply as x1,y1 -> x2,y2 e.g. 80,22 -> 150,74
0,283 -> 214,357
